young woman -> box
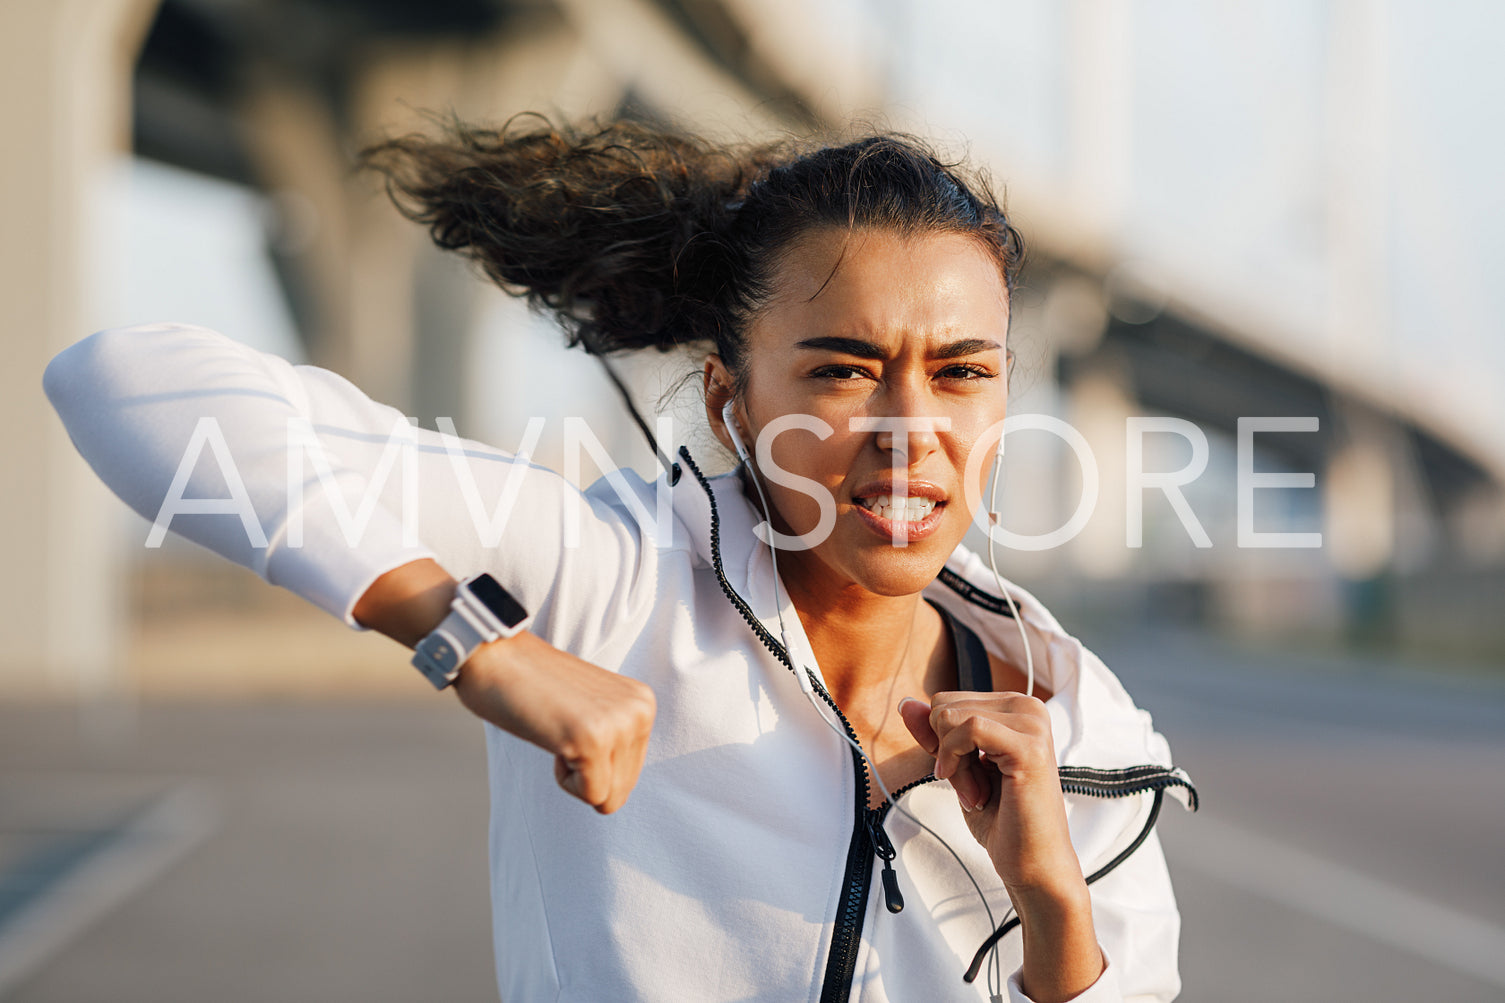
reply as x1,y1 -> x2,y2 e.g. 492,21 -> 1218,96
45,118 -> 1197,1002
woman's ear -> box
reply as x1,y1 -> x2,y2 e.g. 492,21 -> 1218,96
703,355 -> 738,454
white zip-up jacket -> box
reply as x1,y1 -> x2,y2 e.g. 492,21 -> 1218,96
44,322 -> 1199,1002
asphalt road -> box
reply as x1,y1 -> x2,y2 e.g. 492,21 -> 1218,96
1,626 -> 1502,1002
0,700 -> 498,1003
1094,624 -> 1505,1003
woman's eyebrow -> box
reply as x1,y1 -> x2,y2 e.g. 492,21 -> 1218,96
795,336 -> 887,358
794,336 -> 1002,359
932,338 -> 1002,359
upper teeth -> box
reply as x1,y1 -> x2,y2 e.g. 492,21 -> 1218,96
859,495 -> 937,522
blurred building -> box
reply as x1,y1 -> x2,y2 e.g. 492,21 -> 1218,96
5,0 -> 1504,701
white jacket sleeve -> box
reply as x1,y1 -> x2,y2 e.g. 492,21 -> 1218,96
43,322 -> 662,650
1005,826 -> 1182,1002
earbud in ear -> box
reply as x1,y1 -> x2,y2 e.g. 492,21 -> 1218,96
722,399 -> 751,461
989,427 -> 1006,526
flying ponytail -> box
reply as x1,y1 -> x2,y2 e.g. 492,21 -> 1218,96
358,113 -> 785,360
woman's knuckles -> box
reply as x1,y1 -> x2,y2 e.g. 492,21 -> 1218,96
999,691 -> 1048,712
932,705 -> 974,732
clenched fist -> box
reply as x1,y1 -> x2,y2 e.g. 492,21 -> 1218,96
899,692 -> 1082,893
456,632 -> 656,815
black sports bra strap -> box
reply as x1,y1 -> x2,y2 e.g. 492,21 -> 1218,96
927,599 -> 994,693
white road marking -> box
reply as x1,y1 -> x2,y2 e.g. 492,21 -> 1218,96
1163,812 -> 1505,989
0,784 -> 219,997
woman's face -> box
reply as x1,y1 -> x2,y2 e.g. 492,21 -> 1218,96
707,226 -> 1012,599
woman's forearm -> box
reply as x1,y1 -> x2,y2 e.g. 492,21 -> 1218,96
899,696 -> 1109,1000
1009,878 -> 1105,1002
352,558 -> 458,648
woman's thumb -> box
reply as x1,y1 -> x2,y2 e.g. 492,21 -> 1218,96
898,697 -> 938,755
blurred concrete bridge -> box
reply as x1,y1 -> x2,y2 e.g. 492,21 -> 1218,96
5,0 -> 1503,700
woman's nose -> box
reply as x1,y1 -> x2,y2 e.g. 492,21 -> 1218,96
857,375 -> 948,462
872,417 -> 944,460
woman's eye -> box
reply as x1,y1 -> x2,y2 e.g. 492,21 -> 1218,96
813,364 -> 871,381
937,364 -> 995,380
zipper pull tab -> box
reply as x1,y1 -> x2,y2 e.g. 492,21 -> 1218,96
879,859 -> 904,915
866,811 -> 904,914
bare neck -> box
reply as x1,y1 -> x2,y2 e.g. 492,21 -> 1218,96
734,469 -> 952,712
780,572 -> 953,717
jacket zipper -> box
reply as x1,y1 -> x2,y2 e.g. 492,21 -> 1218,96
679,449 -> 889,1003
676,450 -> 848,718
1057,764 -> 1200,810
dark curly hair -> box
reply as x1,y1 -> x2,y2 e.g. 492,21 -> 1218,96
358,112 -> 1026,395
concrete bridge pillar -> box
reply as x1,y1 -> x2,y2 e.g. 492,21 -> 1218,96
1,0 -> 160,698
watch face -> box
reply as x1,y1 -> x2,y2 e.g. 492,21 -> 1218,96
466,574 -> 529,629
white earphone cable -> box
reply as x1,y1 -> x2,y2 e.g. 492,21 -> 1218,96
986,442 -> 1033,700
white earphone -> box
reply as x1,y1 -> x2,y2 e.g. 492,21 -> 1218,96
723,398 -> 813,698
721,399 -> 751,462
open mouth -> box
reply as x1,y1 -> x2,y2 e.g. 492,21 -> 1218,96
851,488 -> 948,544
855,494 -> 939,524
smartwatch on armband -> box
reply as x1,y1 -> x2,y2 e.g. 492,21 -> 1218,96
411,573 -> 531,690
